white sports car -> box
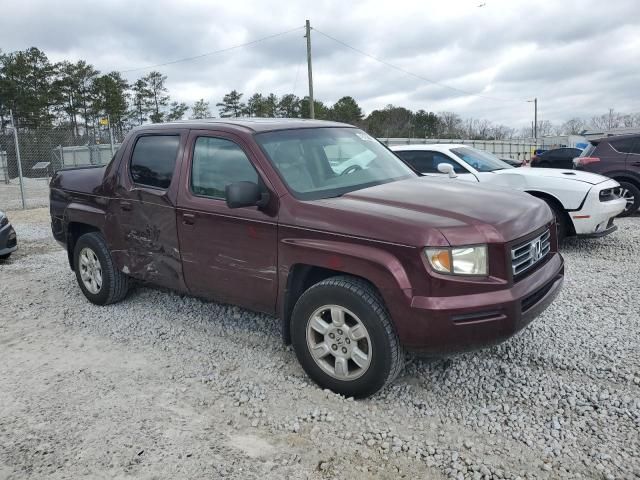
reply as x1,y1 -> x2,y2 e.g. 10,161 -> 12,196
391,144 -> 626,240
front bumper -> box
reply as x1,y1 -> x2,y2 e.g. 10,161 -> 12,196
394,253 -> 564,353
0,223 -> 18,256
570,180 -> 626,236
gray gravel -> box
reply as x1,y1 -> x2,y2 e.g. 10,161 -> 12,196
0,208 -> 638,479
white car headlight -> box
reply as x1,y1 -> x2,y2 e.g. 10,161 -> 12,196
424,245 -> 488,276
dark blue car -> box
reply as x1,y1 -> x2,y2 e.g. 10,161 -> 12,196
0,210 -> 17,260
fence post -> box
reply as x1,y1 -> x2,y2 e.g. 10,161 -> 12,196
1,151 -> 8,184
108,114 -> 115,159
9,110 -> 26,209
59,145 -> 64,170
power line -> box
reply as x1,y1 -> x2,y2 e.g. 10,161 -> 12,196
118,26 -> 305,74
312,27 -> 523,103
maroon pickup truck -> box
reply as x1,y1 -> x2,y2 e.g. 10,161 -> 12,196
50,119 -> 564,397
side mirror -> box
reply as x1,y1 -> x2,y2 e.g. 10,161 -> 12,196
225,181 -> 269,209
437,163 -> 458,178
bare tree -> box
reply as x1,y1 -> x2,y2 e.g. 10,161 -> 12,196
559,118 -> 587,135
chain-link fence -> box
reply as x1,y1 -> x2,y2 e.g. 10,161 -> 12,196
0,125 -> 123,210
1,125 -> 554,211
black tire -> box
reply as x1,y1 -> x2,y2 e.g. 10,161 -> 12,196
616,181 -> 640,217
290,275 -> 403,398
542,199 -> 567,244
0,253 -> 11,261
73,232 -> 129,305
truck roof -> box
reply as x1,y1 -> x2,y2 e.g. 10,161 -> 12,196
134,118 -> 353,133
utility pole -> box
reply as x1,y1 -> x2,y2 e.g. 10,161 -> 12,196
528,97 -> 538,139
305,19 -> 315,119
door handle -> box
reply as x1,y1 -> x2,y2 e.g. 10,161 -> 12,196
121,201 -> 132,211
183,213 -> 196,225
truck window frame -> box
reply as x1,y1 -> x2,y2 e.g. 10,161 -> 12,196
128,133 -> 182,191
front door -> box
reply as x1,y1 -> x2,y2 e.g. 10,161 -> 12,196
176,130 -> 278,314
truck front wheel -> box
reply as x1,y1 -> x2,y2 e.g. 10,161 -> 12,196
73,232 -> 129,305
291,276 -> 403,398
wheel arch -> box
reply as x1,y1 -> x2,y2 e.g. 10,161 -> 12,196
64,203 -> 107,270
610,173 -> 640,190
525,190 -> 575,236
278,239 -> 412,345
66,222 -> 102,269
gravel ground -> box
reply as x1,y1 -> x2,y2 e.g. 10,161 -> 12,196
0,208 -> 638,480
0,179 -> 50,210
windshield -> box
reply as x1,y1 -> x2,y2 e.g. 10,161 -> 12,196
255,127 -> 415,200
450,147 -> 513,172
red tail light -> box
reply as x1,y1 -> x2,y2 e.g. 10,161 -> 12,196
576,157 -> 600,167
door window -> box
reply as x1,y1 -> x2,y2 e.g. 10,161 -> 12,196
191,137 -> 258,199
396,150 -> 466,174
130,135 -> 180,189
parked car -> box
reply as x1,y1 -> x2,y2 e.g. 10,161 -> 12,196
0,210 -> 18,260
50,119 -> 564,398
573,133 -> 640,216
392,144 -> 626,241
530,147 -> 583,169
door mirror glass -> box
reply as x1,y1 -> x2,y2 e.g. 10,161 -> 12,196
226,181 -> 265,209
437,162 -> 457,178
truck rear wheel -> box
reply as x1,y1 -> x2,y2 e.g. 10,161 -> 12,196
290,275 -> 403,398
74,232 -> 129,305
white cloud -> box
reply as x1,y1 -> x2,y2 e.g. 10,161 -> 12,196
2,0 -> 639,126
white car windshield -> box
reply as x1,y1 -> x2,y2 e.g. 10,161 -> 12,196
255,128 -> 415,200
451,147 -> 513,172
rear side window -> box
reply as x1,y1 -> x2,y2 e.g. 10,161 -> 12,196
563,148 -> 580,158
191,137 -> 258,199
130,135 -> 180,189
610,138 -> 636,154
579,143 -> 597,157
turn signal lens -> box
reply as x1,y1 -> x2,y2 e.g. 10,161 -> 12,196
424,245 -> 488,276
425,249 -> 452,273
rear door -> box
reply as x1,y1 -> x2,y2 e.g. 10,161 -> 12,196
111,129 -> 187,291
625,138 -> 640,171
176,130 -> 278,314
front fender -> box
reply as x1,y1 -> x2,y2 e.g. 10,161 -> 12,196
277,237 -> 417,331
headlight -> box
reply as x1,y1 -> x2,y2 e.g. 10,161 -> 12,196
424,245 -> 488,276
0,212 -> 7,228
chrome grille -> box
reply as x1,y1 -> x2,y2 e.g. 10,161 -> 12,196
511,229 -> 551,276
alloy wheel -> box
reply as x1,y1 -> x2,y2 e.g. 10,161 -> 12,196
305,305 -> 372,380
79,247 -> 103,294
620,188 -> 635,212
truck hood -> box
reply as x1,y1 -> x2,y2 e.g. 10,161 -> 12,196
305,177 -> 552,247
496,167 -> 607,185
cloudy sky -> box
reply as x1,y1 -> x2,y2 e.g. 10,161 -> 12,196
2,0 -> 639,127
